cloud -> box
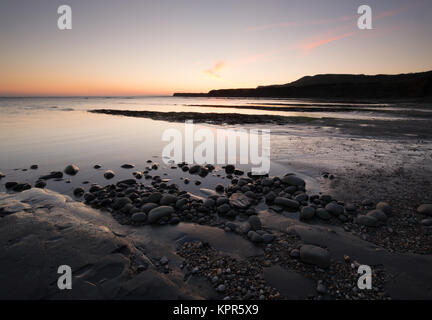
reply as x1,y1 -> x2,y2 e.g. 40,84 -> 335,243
204,61 -> 225,79
299,32 -> 354,53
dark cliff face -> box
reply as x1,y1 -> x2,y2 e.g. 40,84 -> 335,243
175,71 -> 432,99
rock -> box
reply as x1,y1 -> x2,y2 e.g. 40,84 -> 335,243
30,165 -> 38,170
417,204 -> 432,216
169,217 -> 180,224
265,191 -> 277,202
104,170 -> 115,179
248,215 -> 262,231
175,198 -> 188,209
281,174 -> 305,187
355,215 -> 379,227
367,209 -> 387,222
225,165 -> 235,174
262,234 -> 275,243
216,284 -> 226,292
5,182 -> 18,189
300,245 -> 331,268
131,212 -> 147,222
148,192 -> 163,204
229,193 -> 251,209
73,187 -> 85,197
141,202 -> 159,213
148,206 -> 174,224
274,197 -> 300,209
325,202 -> 344,216
295,193 -> 308,202
39,171 -> 63,180
362,199 -> 374,206
117,179 -> 137,185
89,184 -> 102,193
376,202 -> 392,215
160,256 -> 169,265
198,167 -> 209,177
64,164 -> 79,175
204,199 -> 215,208
316,282 -> 327,294
133,171 -> 143,179
112,197 -> 132,210
215,184 -> 224,193
12,183 -> 31,192
421,218 -> 432,226
320,195 -> 332,203
217,203 -> 231,214
300,206 -> 315,220
34,180 -> 46,188
345,203 -> 357,212
261,178 -> 273,187
244,191 -> 256,199
160,194 -> 177,205
316,208 -> 331,220
247,231 -> 263,243
290,249 -> 300,258
189,165 -> 201,174
216,197 -> 228,206
121,164 -> 135,169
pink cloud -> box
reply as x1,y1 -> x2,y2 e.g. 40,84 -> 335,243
204,61 -> 225,79
300,32 -> 354,52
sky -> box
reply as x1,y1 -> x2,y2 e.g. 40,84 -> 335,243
0,0 -> 431,96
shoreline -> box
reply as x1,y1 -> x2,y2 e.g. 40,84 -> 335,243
89,108 -> 432,139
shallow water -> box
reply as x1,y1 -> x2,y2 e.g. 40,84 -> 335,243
0,96 -> 430,199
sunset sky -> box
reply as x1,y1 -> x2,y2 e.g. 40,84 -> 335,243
1,0 -> 431,96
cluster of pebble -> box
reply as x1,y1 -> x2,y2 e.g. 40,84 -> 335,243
177,241 -> 281,300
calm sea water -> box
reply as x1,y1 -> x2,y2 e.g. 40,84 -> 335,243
0,96 -> 427,198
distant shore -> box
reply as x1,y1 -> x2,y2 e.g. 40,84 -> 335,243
174,71 -> 432,99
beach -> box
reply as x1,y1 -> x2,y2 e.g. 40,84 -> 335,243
1,96 -> 432,299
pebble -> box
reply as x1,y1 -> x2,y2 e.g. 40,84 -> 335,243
274,197 -> 300,209
355,215 -> 379,227
131,212 -> 147,222
148,206 -> 174,224
417,204 -> 432,216
104,170 -> 115,179
248,215 -> 262,231
300,206 -> 315,220
376,201 -> 392,215
73,187 -> 85,197
325,202 -> 344,216
64,164 -> 79,175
